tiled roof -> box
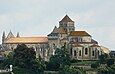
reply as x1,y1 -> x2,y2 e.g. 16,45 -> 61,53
70,31 -> 91,36
91,39 -> 98,44
57,27 -> 67,34
90,45 -> 100,47
5,37 -> 48,44
61,38 -> 68,40
59,15 -> 73,23
73,44 -> 83,47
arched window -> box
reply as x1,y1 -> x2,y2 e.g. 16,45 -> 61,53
85,48 -> 88,55
74,50 -> 77,56
92,50 -> 95,56
79,50 -> 81,56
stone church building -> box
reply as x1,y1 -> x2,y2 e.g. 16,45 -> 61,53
2,15 -> 109,61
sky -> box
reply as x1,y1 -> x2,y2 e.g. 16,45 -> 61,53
0,0 -> 115,50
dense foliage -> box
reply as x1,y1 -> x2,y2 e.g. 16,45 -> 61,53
91,53 -> 115,74
46,47 -> 71,71
91,62 -> 99,69
13,44 -> 36,68
13,44 -> 45,73
59,65 -> 86,74
98,53 -> 109,64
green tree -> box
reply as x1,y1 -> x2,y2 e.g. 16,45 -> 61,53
13,44 -> 36,68
91,62 -> 99,69
46,47 -> 71,71
59,65 -> 86,74
98,67 -> 113,74
13,44 -> 44,73
1,52 -> 14,69
98,53 -> 109,64
106,58 -> 115,67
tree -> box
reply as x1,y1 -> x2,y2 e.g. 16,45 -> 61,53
59,65 -> 86,74
13,44 -> 44,73
98,53 -> 109,64
106,58 -> 115,67
13,44 -> 36,68
98,67 -> 113,74
46,47 -> 71,71
91,62 -> 99,69
1,52 -> 14,69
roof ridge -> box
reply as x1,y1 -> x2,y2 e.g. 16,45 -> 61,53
59,15 -> 73,22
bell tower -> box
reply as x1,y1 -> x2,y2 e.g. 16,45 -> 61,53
59,15 -> 75,35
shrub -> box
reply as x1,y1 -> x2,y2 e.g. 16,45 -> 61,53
91,62 -> 99,68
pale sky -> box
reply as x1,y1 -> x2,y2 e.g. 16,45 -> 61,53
0,0 -> 115,50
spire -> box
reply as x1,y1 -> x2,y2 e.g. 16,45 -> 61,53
6,30 -> 14,39
52,26 -> 58,33
16,32 -> 20,37
2,31 -> 6,44
59,15 -> 74,23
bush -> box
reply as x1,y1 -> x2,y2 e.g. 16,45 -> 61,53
70,59 -> 81,63
59,65 -> 86,74
98,67 -> 114,74
106,58 -> 115,67
13,67 -> 41,74
91,62 -> 99,68
45,61 -> 60,71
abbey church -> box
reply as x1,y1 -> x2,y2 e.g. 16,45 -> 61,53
1,15 -> 109,61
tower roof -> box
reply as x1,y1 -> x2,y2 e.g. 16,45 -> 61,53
52,26 -> 58,33
59,15 -> 74,23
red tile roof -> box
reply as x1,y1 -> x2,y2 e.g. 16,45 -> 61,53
73,44 -> 83,47
90,45 -> 100,47
57,27 -> 67,34
70,31 -> 91,36
5,37 -> 48,44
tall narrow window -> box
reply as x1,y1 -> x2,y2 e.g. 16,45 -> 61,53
74,50 -> 77,56
98,50 -> 100,55
92,50 -> 95,56
85,48 -> 88,55
76,37 -> 78,42
79,50 -> 81,56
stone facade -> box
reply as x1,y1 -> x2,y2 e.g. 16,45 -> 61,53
47,15 -> 109,60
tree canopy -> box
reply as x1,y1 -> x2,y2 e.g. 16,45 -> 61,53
46,47 -> 71,71
13,44 -> 44,73
13,44 -> 36,68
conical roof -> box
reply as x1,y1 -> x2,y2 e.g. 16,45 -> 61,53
59,15 -> 73,23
